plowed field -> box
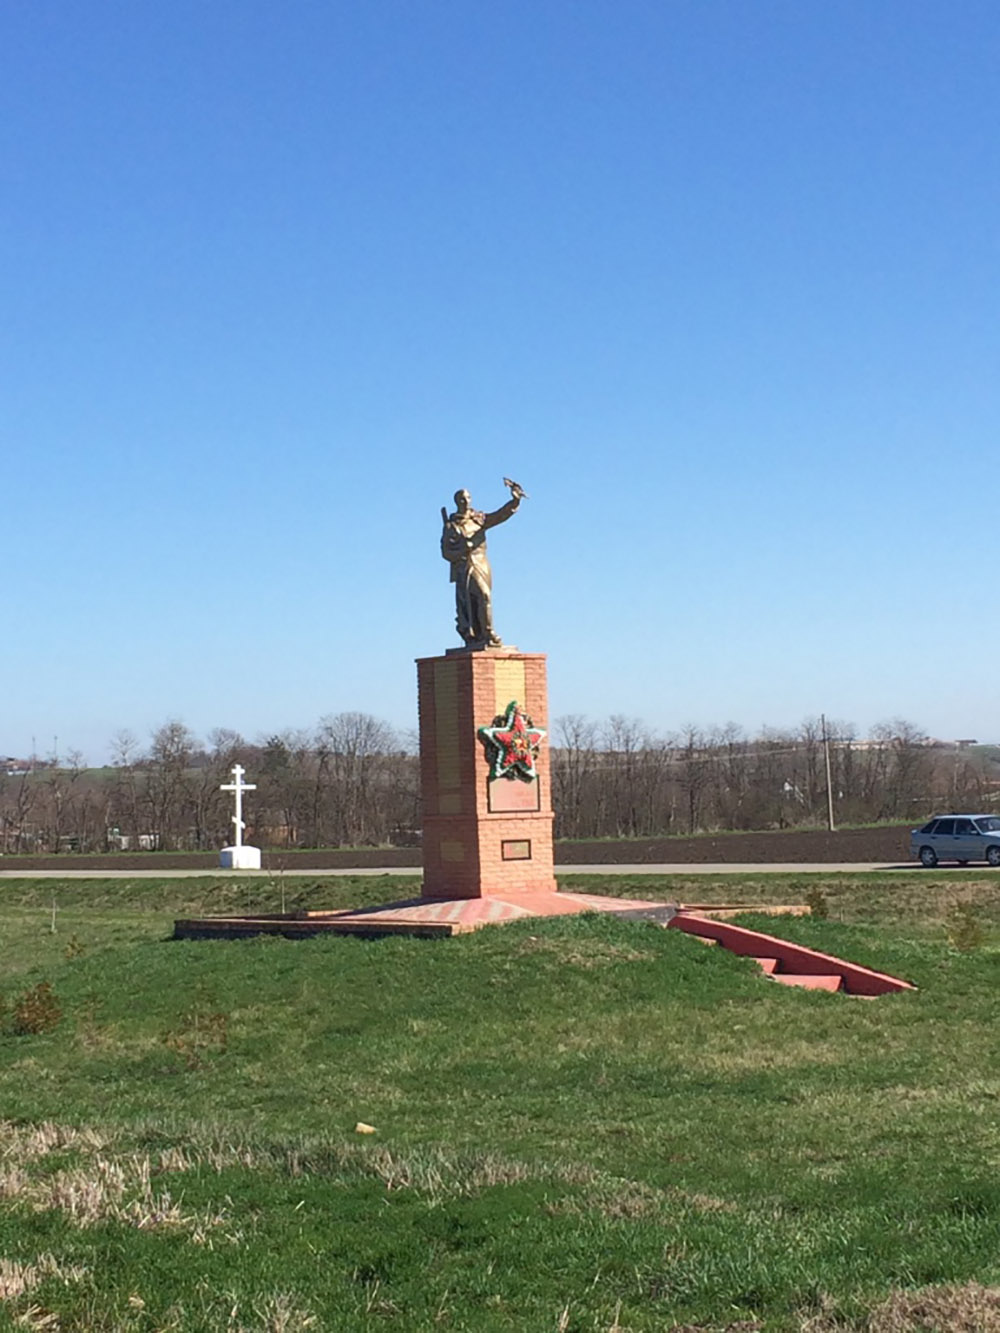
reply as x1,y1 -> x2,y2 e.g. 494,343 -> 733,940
0,823 -> 913,871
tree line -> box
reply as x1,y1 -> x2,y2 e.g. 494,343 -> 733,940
550,716 -> 993,839
0,716 -> 418,855
0,714 -> 993,854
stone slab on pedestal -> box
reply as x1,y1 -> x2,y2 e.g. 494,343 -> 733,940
220,845 -> 262,870
417,649 -> 556,898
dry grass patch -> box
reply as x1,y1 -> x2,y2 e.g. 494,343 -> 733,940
5,1283 -> 319,1333
338,1073 -> 408,1106
0,1122 -> 560,1206
683,1035 -> 850,1075
0,1254 -> 89,1333
44,1154 -> 240,1238
0,1253 -> 88,1301
207,1290 -> 319,1332
667,1322 -> 761,1333
513,934 -> 654,967
365,1145 -> 534,1197
549,1173 -> 736,1221
147,1133 -> 684,1216
804,1281 -> 1000,1331
5,1152 -> 242,1241
0,1120 -> 241,1241
0,1120 -> 106,1161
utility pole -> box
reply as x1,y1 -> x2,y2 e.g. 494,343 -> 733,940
821,713 -> 835,832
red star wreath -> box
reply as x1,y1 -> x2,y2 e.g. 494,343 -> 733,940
478,700 -> 546,781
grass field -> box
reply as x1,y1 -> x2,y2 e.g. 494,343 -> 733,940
0,871 -> 999,1330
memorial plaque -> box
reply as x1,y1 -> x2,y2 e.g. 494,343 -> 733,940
501,839 -> 532,861
488,775 -> 541,812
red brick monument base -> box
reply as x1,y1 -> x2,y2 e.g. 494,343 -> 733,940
417,649 -> 557,899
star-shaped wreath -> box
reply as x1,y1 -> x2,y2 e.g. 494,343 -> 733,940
478,700 -> 546,782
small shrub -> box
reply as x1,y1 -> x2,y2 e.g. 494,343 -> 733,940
162,1007 -> 229,1070
947,903 -> 984,951
11,982 -> 63,1035
804,887 -> 830,920
63,934 -> 86,960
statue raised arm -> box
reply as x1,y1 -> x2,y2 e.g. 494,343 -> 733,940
441,482 -> 522,648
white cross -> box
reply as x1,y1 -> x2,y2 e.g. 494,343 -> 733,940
220,764 -> 257,849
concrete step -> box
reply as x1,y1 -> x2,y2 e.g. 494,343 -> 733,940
669,913 -> 915,996
773,973 -> 842,992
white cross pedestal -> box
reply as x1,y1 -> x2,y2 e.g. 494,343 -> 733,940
219,763 -> 262,869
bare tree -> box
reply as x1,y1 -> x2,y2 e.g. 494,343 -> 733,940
552,715 -> 598,839
192,729 -> 249,849
315,712 -> 399,846
107,730 -> 143,848
257,730 -> 314,846
0,768 -> 36,853
40,752 -> 87,852
146,720 -> 198,849
676,725 -> 711,835
877,719 -> 933,820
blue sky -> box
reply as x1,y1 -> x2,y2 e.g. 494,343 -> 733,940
3,0 -> 998,761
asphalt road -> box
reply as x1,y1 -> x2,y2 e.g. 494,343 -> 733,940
0,862 -> 920,879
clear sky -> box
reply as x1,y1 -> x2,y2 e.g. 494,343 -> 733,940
3,0 -> 998,762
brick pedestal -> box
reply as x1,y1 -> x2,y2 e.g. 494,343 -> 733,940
417,650 -> 557,899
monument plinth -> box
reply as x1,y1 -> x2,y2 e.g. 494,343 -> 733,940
418,648 -> 556,898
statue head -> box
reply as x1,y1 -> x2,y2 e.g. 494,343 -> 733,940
453,489 -> 471,514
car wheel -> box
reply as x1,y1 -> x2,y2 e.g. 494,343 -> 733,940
958,860 -> 969,866
919,846 -> 938,868
987,846 -> 1000,869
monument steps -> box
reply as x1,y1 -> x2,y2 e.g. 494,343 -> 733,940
752,955 -> 779,974
667,913 -> 914,996
771,972 -> 843,992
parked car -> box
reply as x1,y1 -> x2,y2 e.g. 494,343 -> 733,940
910,814 -> 1000,867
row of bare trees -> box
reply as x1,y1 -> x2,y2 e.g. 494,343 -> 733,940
1,714 -> 993,853
0,715 -> 418,854
550,716 -> 994,838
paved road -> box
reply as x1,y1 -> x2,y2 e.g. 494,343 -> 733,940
0,862 -> 919,879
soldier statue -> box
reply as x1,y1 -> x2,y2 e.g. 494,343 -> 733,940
440,479 -> 526,648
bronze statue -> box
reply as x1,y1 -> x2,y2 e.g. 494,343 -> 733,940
441,481 -> 523,648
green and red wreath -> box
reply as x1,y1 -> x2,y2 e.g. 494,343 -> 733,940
478,700 -> 546,781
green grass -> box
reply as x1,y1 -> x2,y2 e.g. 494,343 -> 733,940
0,873 -> 999,1329
561,868 -> 1000,943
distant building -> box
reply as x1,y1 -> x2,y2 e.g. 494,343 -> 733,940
106,831 -> 161,852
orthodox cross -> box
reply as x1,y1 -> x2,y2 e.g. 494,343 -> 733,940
220,764 -> 256,849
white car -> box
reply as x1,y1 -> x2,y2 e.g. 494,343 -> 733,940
910,814 -> 1000,868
